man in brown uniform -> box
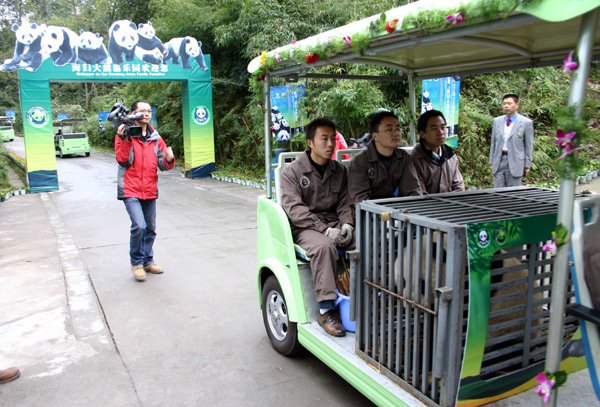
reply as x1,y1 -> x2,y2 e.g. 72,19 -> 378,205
411,110 -> 465,194
280,118 -> 354,337
348,110 -> 422,204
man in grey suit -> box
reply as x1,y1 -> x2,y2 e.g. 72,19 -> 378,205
489,94 -> 534,187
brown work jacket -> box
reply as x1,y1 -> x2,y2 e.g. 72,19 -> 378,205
347,142 -> 422,205
410,141 -> 465,194
280,151 -> 354,233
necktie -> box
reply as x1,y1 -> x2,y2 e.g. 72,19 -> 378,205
506,117 -> 511,126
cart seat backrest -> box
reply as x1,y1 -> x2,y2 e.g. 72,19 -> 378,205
274,151 -> 304,204
335,148 -> 364,168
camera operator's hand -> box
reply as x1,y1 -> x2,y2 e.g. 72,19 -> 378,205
116,124 -> 128,141
165,146 -> 175,164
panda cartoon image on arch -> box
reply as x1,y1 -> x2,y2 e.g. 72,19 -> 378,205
0,23 -> 47,72
108,20 -> 138,65
77,30 -> 110,65
135,22 -> 166,65
41,25 -> 79,66
163,37 -> 207,70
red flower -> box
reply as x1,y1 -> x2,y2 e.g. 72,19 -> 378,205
306,53 -> 320,64
386,19 -> 399,34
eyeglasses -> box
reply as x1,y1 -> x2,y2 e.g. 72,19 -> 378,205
376,127 -> 402,135
137,109 -> 152,114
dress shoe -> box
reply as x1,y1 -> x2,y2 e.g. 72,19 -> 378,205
144,263 -> 164,274
0,367 -> 20,384
317,309 -> 346,337
132,265 -> 146,281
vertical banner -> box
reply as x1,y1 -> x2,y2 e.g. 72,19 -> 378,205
421,77 -> 461,147
19,79 -> 57,192
270,85 -> 306,144
98,111 -> 109,132
182,78 -> 215,177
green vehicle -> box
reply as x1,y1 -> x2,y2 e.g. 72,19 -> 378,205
0,116 -> 15,142
54,119 -> 90,158
251,1 -> 599,406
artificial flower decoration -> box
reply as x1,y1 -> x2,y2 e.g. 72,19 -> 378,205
562,51 -> 578,75
257,75 -> 265,82
446,11 -> 465,24
544,224 -> 569,257
274,52 -> 281,63
386,19 -> 399,34
343,36 -> 352,47
259,51 -> 267,66
555,129 -> 589,159
542,236 -> 557,256
535,372 -> 555,403
306,53 -> 320,64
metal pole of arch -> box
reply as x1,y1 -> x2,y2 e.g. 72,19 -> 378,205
544,8 -> 599,407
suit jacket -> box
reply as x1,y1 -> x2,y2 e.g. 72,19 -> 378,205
489,114 -> 534,177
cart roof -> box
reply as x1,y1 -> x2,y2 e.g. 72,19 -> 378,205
248,0 -> 600,80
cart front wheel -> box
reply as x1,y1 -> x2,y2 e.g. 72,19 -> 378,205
262,275 -> 301,356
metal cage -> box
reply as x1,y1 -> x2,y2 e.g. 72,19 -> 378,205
353,187 -> 581,407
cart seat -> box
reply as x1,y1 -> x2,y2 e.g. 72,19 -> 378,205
568,195 -> 600,400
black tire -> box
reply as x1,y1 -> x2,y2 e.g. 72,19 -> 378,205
262,275 -> 301,356
85,152 -> 90,157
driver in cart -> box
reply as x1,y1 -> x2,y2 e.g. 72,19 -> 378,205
280,118 -> 355,337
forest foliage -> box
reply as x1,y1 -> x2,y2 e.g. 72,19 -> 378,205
0,0 -> 598,188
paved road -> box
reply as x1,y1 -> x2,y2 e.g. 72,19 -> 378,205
1,137 -> 598,407
0,137 -> 372,407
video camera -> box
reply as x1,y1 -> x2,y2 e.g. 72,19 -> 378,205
107,102 -> 144,138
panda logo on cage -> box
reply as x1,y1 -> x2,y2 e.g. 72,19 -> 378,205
478,229 -> 490,248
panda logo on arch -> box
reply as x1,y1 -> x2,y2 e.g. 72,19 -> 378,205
193,107 -> 209,125
26,106 -> 50,128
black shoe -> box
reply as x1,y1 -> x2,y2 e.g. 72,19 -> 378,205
317,309 -> 346,337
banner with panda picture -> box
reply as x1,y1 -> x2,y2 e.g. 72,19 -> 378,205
0,20 -> 214,191
270,86 -> 307,145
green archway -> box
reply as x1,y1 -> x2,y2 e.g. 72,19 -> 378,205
18,55 -> 215,192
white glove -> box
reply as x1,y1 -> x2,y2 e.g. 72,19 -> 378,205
338,224 -> 354,246
325,227 -> 342,242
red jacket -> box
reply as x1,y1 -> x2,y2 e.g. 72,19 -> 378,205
115,125 -> 174,200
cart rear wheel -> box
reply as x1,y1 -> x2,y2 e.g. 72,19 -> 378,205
85,152 -> 90,157
262,275 -> 301,356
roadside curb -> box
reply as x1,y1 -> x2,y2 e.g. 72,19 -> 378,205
40,192 -> 112,346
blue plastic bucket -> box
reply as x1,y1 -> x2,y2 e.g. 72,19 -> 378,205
335,290 -> 356,332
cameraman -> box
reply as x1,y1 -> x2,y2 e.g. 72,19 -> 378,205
115,100 -> 175,282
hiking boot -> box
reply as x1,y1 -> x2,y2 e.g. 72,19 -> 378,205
0,367 -> 20,384
144,263 -> 164,274
132,265 -> 146,281
317,309 -> 346,337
